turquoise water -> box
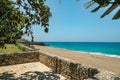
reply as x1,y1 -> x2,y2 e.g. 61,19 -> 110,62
45,42 -> 120,58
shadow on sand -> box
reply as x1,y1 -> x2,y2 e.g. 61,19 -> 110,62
0,71 -> 61,80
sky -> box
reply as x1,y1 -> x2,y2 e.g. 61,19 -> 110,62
23,0 -> 120,42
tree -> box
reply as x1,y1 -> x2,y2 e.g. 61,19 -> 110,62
0,0 -> 51,47
0,0 -> 25,47
85,0 -> 120,20
0,0 -> 119,47
14,0 -> 51,33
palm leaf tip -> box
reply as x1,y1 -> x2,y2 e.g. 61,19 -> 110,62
112,9 -> 120,20
100,3 -> 119,18
84,1 -> 94,9
91,6 -> 101,12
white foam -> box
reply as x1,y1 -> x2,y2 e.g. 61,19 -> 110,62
89,52 -> 120,58
47,46 -> 120,58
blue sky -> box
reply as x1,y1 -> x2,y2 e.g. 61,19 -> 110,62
23,0 -> 120,42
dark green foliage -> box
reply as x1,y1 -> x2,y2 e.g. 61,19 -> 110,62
44,27 -> 49,33
85,0 -> 120,20
0,0 -> 25,47
112,9 -> 120,19
91,6 -> 101,12
14,0 -> 51,32
0,0 -> 51,47
100,2 -> 119,19
0,0 -> 119,48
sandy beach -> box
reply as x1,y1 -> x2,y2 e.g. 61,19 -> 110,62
33,45 -> 120,74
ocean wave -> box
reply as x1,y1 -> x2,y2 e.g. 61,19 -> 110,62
48,46 -> 120,58
88,52 -> 120,58
70,50 -> 120,58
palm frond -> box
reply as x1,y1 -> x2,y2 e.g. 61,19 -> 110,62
101,3 -> 119,18
84,1 -> 95,9
91,5 -> 101,12
112,9 -> 120,20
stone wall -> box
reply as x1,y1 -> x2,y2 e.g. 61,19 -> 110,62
39,51 -> 99,80
38,51 -> 120,80
0,50 -> 119,80
0,51 -> 39,66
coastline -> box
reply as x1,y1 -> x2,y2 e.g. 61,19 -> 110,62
33,45 -> 120,73
45,42 -> 120,58
47,46 -> 120,59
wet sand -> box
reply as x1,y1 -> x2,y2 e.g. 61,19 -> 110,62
34,45 -> 120,73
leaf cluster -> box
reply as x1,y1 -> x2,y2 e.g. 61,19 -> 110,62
15,0 -> 51,33
0,0 -> 51,47
0,0 -> 25,47
85,0 -> 120,20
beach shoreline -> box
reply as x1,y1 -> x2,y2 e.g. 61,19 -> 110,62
33,45 -> 120,73
46,46 -> 120,59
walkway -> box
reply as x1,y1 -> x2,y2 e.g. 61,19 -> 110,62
0,62 -> 66,80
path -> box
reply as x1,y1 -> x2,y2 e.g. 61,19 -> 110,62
0,62 -> 66,80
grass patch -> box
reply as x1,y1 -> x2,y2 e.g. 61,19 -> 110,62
16,42 -> 29,51
0,43 -> 27,54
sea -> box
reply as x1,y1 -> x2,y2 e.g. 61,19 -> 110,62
45,42 -> 120,58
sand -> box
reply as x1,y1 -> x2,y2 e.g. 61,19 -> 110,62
0,62 -> 66,80
33,45 -> 120,74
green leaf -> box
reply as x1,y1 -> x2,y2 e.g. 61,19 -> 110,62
44,27 -> 49,33
101,3 -> 119,18
84,1 -> 95,9
112,9 -> 120,20
91,5 -> 101,12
